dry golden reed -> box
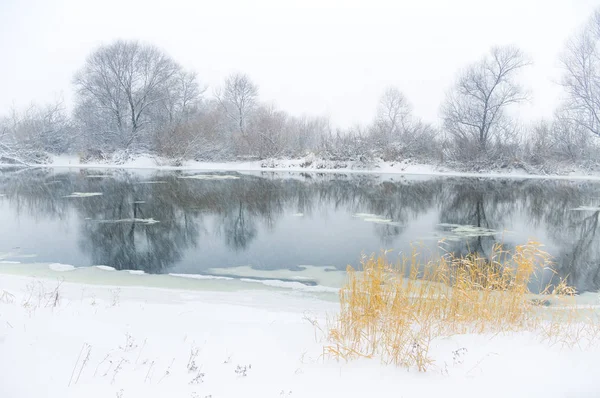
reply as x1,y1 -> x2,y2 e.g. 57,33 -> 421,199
325,240 -> 596,371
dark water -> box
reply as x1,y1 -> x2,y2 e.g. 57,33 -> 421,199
0,167 -> 599,292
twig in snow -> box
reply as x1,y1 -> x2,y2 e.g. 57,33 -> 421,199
111,358 -> 128,384
158,358 -> 175,384
466,352 -> 499,377
187,346 -> 199,372
94,354 -> 111,377
144,360 -> 155,384
69,343 -> 91,386
135,339 -> 147,365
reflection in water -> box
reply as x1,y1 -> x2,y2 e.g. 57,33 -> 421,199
0,168 -> 599,292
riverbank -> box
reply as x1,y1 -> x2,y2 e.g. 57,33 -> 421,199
1,272 -> 600,398
9,154 -> 594,181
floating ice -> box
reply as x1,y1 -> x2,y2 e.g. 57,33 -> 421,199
94,218 -> 159,225
169,273 -> 234,281
85,175 -> 112,179
178,174 -> 240,180
292,213 -> 304,217
0,260 -> 20,264
239,278 -> 339,293
127,270 -> 145,275
137,181 -> 167,184
354,213 -> 400,225
0,253 -> 38,260
95,265 -> 116,271
48,263 -> 76,272
206,265 -> 345,288
571,206 -> 600,212
64,192 -> 103,198
437,223 -> 498,238
363,217 -> 392,223
353,213 -> 379,218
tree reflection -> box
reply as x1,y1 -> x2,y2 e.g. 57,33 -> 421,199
1,168 -> 600,292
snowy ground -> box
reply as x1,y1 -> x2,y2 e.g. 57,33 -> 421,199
34,154 -> 600,181
1,271 -> 600,398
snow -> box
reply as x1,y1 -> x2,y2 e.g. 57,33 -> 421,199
42,154 -> 600,181
1,273 -> 599,398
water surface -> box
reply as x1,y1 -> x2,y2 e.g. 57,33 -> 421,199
0,167 -> 599,293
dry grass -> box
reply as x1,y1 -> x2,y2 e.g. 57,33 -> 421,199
325,240 -> 599,371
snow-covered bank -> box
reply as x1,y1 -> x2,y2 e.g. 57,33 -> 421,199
20,154 -> 600,181
1,274 -> 600,398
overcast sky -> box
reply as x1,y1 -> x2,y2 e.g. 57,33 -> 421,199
0,0 -> 598,128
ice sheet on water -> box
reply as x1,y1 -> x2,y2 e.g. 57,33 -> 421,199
127,270 -> 145,275
239,278 -> 339,293
92,218 -> 160,225
170,273 -> 234,281
63,192 -> 103,198
353,213 -> 379,218
178,174 -> 240,180
571,206 -> 600,211
292,213 -> 304,217
48,263 -> 76,272
433,224 -> 501,243
353,213 -> 401,226
438,223 -> 497,236
136,181 -> 167,184
95,265 -> 116,271
206,265 -> 346,288
0,252 -> 37,260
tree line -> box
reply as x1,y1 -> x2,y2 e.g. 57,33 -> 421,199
1,8 -> 599,169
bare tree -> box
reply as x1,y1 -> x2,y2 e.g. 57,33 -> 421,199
216,73 -> 258,137
250,104 -> 288,158
73,40 -> 184,151
560,8 -> 600,139
441,46 -> 530,157
374,86 -> 411,144
156,70 -> 203,126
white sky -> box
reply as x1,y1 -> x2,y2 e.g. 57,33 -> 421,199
0,0 -> 598,128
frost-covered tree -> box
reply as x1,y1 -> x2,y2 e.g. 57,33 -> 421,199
368,87 -> 438,161
560,8 -> 600,139
216,73 -> 258,137
441,46 -> 530,158
73,40 -> 195,152
0,101 -> 72,164
373,87 -> 412,144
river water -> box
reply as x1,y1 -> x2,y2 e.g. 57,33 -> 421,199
0,167 -> 599,293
